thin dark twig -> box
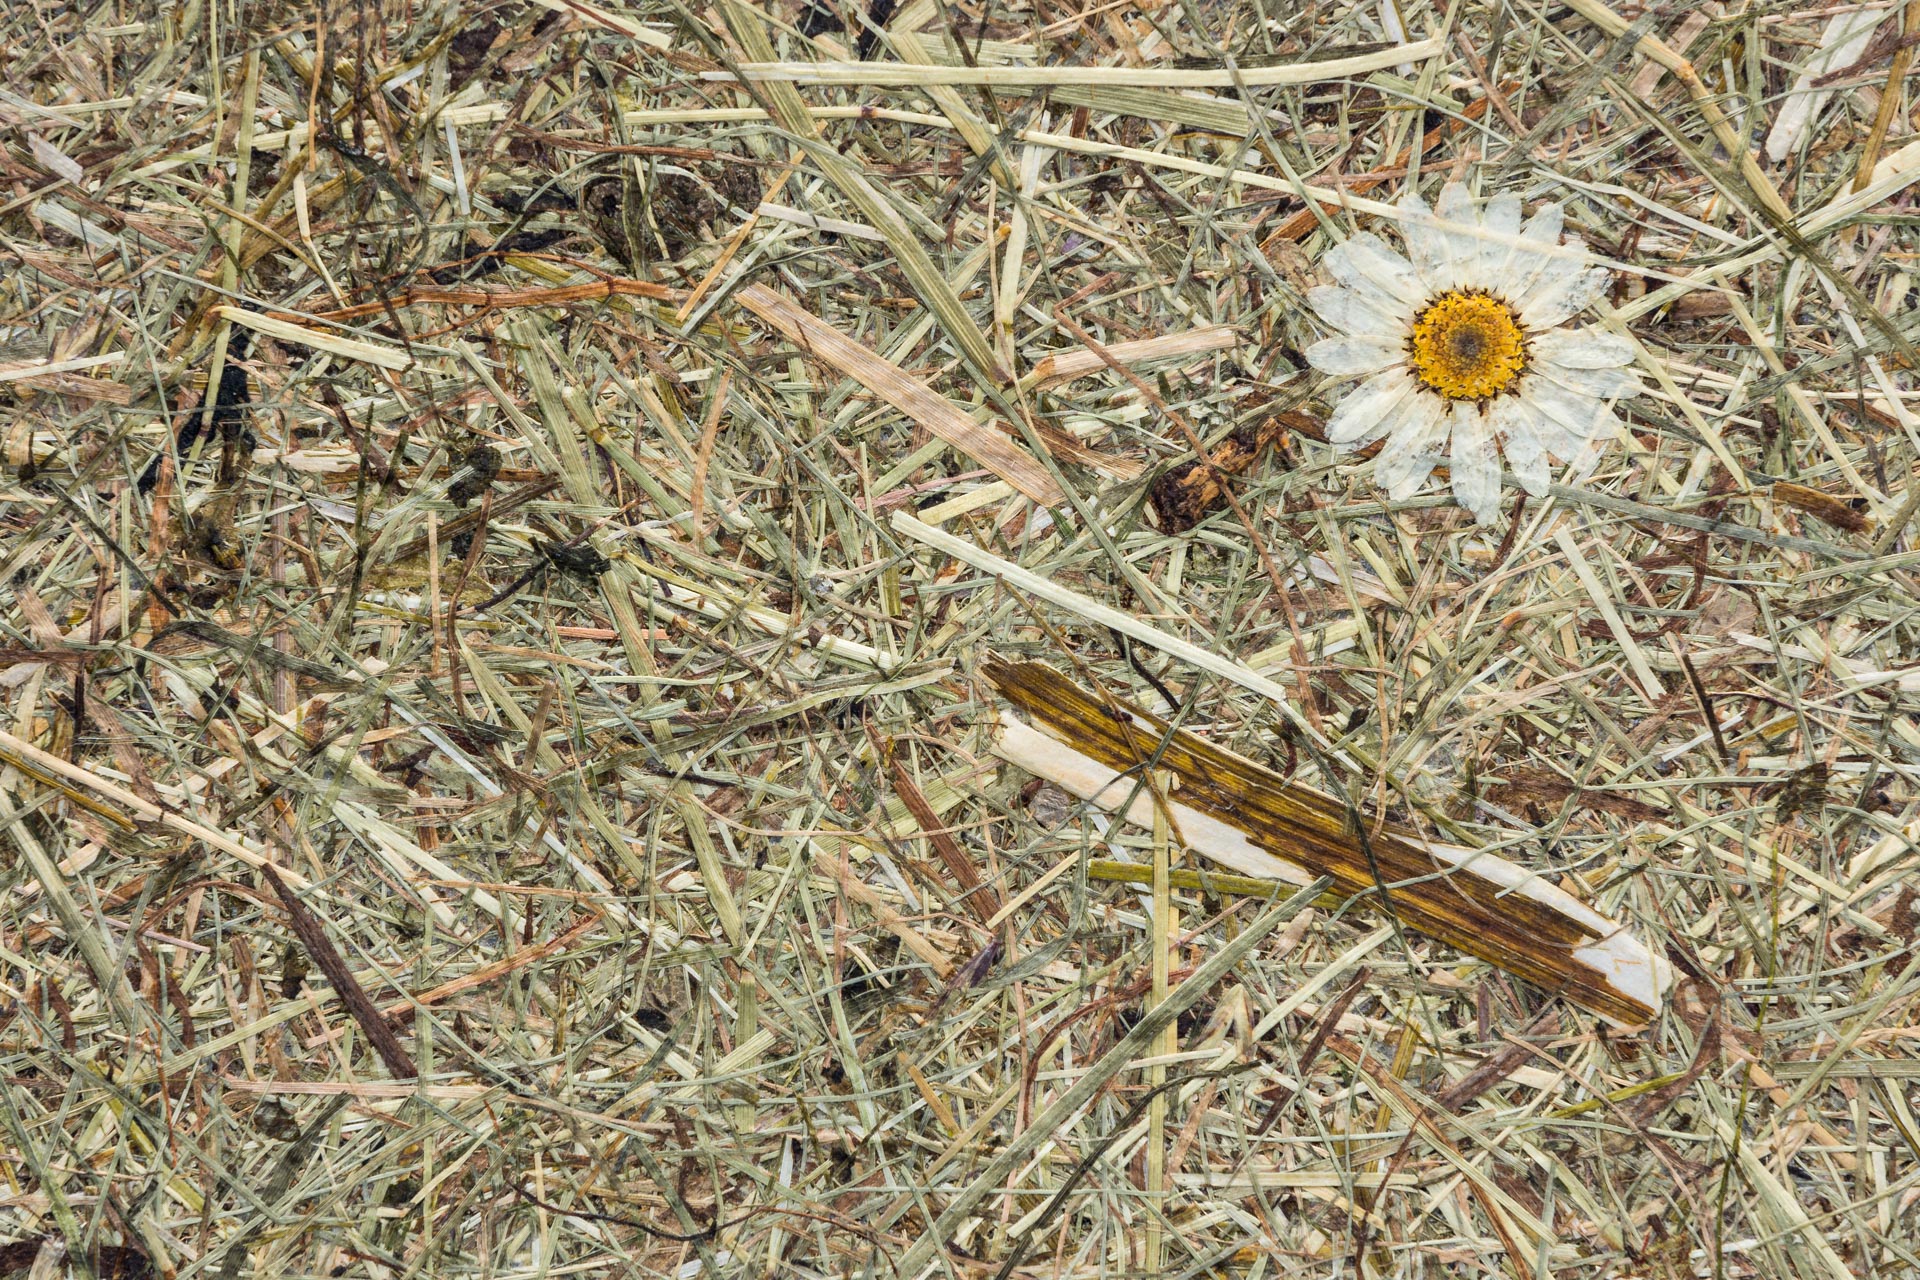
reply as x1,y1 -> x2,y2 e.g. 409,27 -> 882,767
261,864 -> 417,1079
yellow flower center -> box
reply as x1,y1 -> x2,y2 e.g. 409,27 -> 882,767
1406,288 -> 1528,401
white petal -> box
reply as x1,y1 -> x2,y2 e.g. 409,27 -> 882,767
1436,182 -> 1476,226
1561,438 -> 1605,481
1420,182 -> 1474,289
1503,435 -> 1553,497
1397,190 -> 1450,286
1520,202 -> 1564,250
1520,250 -> 1611,328
1327,369 -> 1415,446
1500,203 -> 1566,303
1480,192 -> 1522,276
1309,283 -> 1407,338
1524,376 -> 1622,441
1373,394 -> 1449,498
1323,231 -> 1421,304
1534,328 -> 1637,368
1322,271 -> 1412,324
1512,399 -> 1589,462
1493,398 -> 1552,496
1533,332 -> 1644,397
1449,402 -> 1501,524
1307,334 -> 1403,378
1514,455 -> 1552,496
1541,361 -> 1645,399
1378,453 -> 1438,500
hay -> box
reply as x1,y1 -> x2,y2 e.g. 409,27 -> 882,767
2,0 -> 1918,1275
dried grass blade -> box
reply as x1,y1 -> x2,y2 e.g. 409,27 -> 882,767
738,284 -> 1062,505
715,40 -> 1442,87
214,303 -> 412,370
0,727 -> 316,890
1026,325 -> 1240,390
892,510 -> 1320,742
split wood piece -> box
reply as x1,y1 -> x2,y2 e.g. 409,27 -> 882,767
1768,481 -> 1871,534
982,660 -> 1670,1026
735,283 -> 1064,507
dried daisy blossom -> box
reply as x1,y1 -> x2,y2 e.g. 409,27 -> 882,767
1306,182 -> 1646,524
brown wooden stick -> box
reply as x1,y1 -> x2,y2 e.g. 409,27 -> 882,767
262,864 -> 417,1080
884,749 -> 1003,925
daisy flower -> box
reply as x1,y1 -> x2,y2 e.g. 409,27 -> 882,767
1305,182 -> 1645,524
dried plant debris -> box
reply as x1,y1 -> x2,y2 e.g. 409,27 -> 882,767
445,440 -> 502,506
1149,404 -> 1311,532
0,1240 -> 154,1280
578,159 -> 759,268
3,0 -> 1920,1276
